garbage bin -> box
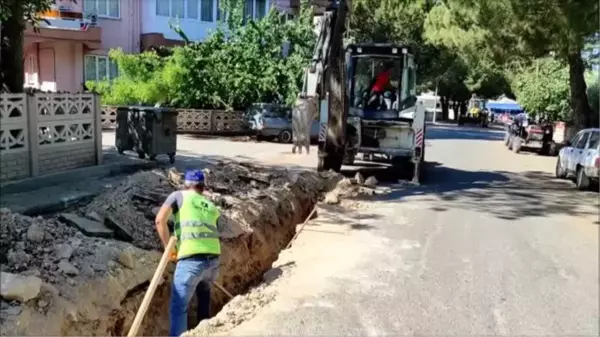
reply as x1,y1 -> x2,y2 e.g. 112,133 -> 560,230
115,106 -> 177,163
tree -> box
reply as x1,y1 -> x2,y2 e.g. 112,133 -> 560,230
88,0 -> 315,110
0,0 -> 60,92
424,0 -> 600,130
511,58 -> 570,121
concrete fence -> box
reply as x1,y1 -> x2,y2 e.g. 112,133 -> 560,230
101,106 -> 247,134
0,93 -> 103,183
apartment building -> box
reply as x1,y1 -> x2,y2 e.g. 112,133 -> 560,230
23,0 -> 327,92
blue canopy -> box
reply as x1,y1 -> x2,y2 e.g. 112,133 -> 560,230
486,101 -> 522,111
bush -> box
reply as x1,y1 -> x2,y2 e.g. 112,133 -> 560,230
88,0 -> 315,110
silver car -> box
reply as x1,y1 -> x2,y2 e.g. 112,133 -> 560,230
555,128 -> 599,190
243,103 -> 319,143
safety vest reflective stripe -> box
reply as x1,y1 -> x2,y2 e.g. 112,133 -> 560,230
180,232 -> 219,240
179,219 -> 217,231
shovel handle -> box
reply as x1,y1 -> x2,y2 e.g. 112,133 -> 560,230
127,236 -> 177,337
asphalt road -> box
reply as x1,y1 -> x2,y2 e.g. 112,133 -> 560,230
104,126 -> 598,335
220,124 -> 598,336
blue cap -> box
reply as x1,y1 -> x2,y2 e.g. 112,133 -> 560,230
184,170 -> 204,185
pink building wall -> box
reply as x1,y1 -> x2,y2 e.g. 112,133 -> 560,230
24,0 -> 139,93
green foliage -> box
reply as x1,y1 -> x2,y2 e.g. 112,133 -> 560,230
511,58 -> 570,121
423,0 -> 600,128
586,75 -> 599,127
90,0 -> 315,110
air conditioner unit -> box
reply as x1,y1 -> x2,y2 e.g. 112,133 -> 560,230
89,14 -> 98,27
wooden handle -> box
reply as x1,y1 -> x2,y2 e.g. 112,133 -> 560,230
285,205 -> 318,249
127,236 -> 177,337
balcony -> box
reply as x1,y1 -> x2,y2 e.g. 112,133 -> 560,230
24,4 -> 102,49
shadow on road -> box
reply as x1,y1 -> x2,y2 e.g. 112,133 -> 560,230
375,162 -> 599,221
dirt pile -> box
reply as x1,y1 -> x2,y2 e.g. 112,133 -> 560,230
1,161 -> 341,336
323,172 -> 383,205
0,208 -> 167,336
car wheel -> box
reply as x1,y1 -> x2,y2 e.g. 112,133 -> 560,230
279,130 -> 293,143
555,157 -> 567,179
576,166 -> 591,190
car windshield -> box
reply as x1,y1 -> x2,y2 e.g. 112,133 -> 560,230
350,56 -> 403,109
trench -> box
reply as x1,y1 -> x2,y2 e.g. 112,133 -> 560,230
0,164 -> 333,336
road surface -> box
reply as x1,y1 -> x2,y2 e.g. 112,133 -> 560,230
105,126 -> 598,335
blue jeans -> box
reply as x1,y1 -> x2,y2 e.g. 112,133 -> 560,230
169,255 -> 219,337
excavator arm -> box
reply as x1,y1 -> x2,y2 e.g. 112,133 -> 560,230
298,0 -> 350,172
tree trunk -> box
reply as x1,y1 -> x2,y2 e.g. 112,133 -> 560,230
452,101 -> 460,119
441,96 -> 449,120
1,3 -> 25,93
567,51 -> 592,130
460,101 -> 467,116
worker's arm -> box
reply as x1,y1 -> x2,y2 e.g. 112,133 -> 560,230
155,206 -> 173,248
155,191 -> 180,248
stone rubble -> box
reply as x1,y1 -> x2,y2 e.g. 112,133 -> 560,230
0,161 -> 361,336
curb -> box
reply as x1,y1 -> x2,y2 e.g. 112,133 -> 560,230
0,159 -> 159,195
12,191 -> 98,216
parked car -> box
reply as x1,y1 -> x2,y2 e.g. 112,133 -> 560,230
243,103 -> 319,143
555,128 -> 600,190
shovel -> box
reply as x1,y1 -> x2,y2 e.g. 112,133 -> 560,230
127,236 -> 177,337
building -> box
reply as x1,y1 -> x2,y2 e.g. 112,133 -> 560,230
23,0 -> 330,92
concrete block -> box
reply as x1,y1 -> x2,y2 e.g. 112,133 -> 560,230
59,213 -> 113,238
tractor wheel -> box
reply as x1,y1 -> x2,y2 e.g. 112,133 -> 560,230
504,132 -> 511,146
512,137 -> 522,153
318,153 -> 343,172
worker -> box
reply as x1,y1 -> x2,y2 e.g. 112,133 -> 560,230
155,169 -> 221,337
367,62 -> 395,108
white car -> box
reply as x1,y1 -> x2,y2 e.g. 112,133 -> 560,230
555,128 -> 599,190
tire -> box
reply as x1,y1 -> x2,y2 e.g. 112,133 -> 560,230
576,167 -> 591,190
548,141 -> 558,156
391,156 -> 413,180
555,157 -> 567,179
342,154 -> 355,165
512,137 -> 522,153
279,130 -> 292,144
317,154 -> 343,172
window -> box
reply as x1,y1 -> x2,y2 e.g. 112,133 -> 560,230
243,0 -> 268,23
84,0 -> 120,18
575,131 -> 590,149
84,55 -> 118,82
587,131 -> 599,149
157,0 -> 214,21
200,0 -> 213,22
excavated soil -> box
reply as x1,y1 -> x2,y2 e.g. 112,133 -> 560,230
0,161 -> 341,336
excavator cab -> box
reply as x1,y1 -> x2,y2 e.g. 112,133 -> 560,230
345,44 -> 417,119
